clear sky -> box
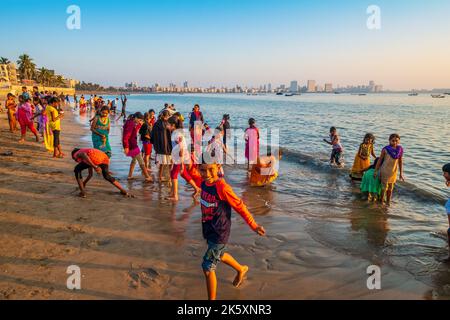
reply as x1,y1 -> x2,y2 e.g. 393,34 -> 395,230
1,0 -> 450,90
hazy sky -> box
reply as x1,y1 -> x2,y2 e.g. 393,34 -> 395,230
2,0 -> 450,90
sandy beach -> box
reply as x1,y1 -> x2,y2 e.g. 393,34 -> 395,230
0,104 -> 439,300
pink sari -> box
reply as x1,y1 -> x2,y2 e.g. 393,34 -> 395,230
245,127 -> 260,164
16,103 -> 33,126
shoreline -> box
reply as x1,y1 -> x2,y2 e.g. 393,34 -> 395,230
0,106 -> 436,300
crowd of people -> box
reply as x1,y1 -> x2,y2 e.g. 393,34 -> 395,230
3,90 -> 449,298
68,96 -> 277,300
323,127 -> 405,206
3,86 -> 66,158
324,127 -> 449,261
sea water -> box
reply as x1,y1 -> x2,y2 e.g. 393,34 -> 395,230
77,93 -> 450,298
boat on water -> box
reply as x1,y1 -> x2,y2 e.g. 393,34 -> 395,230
408,92 -> 419,96
431,94 -> 445,98
276,92 -> 283,96
285,93 -> 294,97
358,93 -> 367,96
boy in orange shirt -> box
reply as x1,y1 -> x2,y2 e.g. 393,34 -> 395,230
72,148 -> 132,198
199,162 -> 266,300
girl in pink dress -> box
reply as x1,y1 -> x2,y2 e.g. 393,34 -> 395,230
244,118 -> 260,171
16,96 -> 39,143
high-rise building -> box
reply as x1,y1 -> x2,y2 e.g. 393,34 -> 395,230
267,83 -> 272,93
374,85 -> 383,93
290,80 -> 298,93
183,81 -> 189,89
307,80 -> 316,92
316,85 -> 324,92
324,83 -> 333,93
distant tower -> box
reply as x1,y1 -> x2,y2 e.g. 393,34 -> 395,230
307,80 -> 316,92
290,80 -> 298,93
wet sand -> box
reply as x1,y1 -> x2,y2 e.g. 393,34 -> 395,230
0,107 -> 435,300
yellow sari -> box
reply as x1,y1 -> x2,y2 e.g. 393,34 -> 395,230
250,156 -> 279,187
43,117 -> 54,152
350,143 -> 373,179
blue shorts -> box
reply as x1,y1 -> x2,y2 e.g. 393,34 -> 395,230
445,199 -> 450,216
202,241 -> 227,272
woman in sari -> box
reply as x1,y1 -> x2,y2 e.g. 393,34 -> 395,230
91,106 -> 112,158
5,93 -> 18,133
41,98 -> 54,152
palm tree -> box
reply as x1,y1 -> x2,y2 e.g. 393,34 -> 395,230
17,54 -> 36,80
36,67 -> 51,86
0,57 -> 10,65
55,75 -> 66,87
47,71 -> 57,87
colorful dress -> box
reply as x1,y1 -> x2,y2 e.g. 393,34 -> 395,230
6,98 -> 17,131
244,127 -> 260,164
380,145 -> 403,185
250,156 -> 279,187
351,143 -> 374,179
360,168 -> 382,195
92,116 -> 111,158
42,106 -> 54,152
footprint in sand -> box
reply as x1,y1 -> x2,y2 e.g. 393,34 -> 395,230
125,267 -> 160,289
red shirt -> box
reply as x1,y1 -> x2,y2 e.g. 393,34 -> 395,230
75,148 -> 110,166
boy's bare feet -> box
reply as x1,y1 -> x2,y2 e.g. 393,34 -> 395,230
78,192 -> 87,198
233,265 -> 249,288
120,191 -> 134,198
18,139 -> 25,143
127,176 -> 136,181
145,177 -> 154,183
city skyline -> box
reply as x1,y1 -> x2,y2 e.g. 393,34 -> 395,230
116,79 -> 387,94
1,0 -> 450,90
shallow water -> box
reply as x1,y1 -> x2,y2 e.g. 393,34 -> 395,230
75,93 -> 450,298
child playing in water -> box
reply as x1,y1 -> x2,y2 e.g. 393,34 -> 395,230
250,150 -> 281,187
139,111 -> 155,172
199,161 -> 266,300
350,133 -> 376,180
373,134 -> 405,205
244,118 -> 260,171
72,148 -> 132,198
220,114 -> 231,147
323,127 -> 344,167
360,158 -> 382,201
167,116 -> 201,201
442,163 -> 450,262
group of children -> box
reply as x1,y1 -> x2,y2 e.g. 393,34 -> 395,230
69,102 -> 278,300
323,127 -> 405,206
3,86 -> 65,158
